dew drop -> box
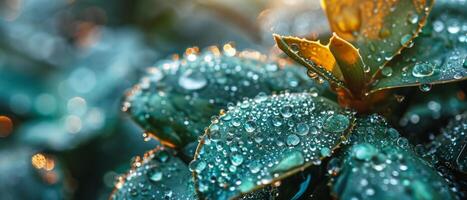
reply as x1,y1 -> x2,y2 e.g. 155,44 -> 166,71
280,105 -> 293,118
178,70 -> 207,90
148,169 -> 163,182
320,147 -> 332,157
419,84 -> 432,92
231,154 -> 244,166
381,67 -> 393,77
244,120 -> 257,133
352,144 -> 377,161
412,62 -> 435,78
295,123 -> 309,135
407,13 -> 419,24
323,114 -> 350,133
400,34 -> 412,46
286,134 -> 300,146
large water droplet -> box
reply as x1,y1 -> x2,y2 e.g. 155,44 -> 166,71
287,134 -> 300,146
231,154 -> 244,166
295,123 -> 309,135
148,169 -> 163,182
412,62 -> 435,78
323,114 -> 350,133
244,120 -> 257,133
178,70 -> 207,90
280,105 -> 293,118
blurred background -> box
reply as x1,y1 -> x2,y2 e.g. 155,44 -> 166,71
0,0 -> 329,199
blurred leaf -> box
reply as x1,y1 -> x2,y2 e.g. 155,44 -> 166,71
193,92 -> 354,199
322,0 -> 433,77
0,145 -> 70,200
331,115 -> 456,200
124,49 -> 320,150
428,112 -> 467,174
370,0 -> 467,93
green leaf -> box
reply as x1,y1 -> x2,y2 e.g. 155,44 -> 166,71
370,0 -> 467,93
396,85 -> 467,142
124,49 -> 320,150
331,115 -> 456,200
322,0 -> 434,77
110,148 -> 196,200
428,112 -> 467,174
192,92 -> 355,199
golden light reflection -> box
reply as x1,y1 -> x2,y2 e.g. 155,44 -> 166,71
32,153 -> 56,171
223,43 -> 237,57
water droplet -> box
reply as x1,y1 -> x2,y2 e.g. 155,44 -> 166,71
320,147 -> 331,157
397,137 -> 409,148
295,123 -> 309,135
323,114 -> 350,133
287,134 -> 300,146
248,162 -> 262,174
290,43 -> 300,53
381,67 -> 393,77
232,118 -> 241,127
244,120 -> 256,133
148,169 -> 163,182
189,160 -> 207,173
280,105 -> 293,118
272,117 -> 283,127
419,84 -> 432,92
352,144 -> 377,161
178,70 -> 207,90
400,34 -> 412,46
231,154 -> 244,166
407,13 -> 419,24
412,62 -> 435,78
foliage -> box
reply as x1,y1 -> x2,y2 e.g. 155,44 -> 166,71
112,0 -> 467,199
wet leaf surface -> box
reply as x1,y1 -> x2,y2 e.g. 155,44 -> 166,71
192,92 -> 354,199
110,148 -> 196,200
273,34 -> 347,88
124,49 -> 319,149
427,112 -> 467,174
331,115 -> 456,200
322,0 -> 433,76
371,0 -> 467,93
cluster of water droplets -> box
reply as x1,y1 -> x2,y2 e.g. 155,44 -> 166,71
426,112 -> 467,174
191,92 -> 353,199
385,0 -> 467,92
330,115 -> 457,200
111,149 -> 196,200
122,47 -> 318,148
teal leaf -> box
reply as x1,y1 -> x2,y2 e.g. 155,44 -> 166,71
193,92 -> 355,199
110,148 -> 196,200
370,0 -> 467,93
124,49 -> 319,149
331,115 -> 456,200
428,112 -> 467,174
396,85 -> 467,142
